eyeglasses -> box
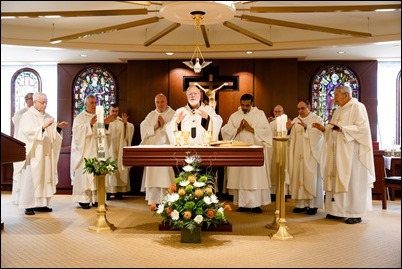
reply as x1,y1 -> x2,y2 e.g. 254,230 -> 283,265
36,100 -> 48,105
297,107 -> 307,110
187,92 -> 199,96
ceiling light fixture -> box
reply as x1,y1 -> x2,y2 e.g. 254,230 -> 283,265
191,11 -> 205,30
182,45 -> 212,73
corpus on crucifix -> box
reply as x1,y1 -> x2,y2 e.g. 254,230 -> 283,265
194,82 -> 228,109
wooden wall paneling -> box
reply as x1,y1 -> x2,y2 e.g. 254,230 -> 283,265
167,61 -> 196,112
255,59 -> 299,120
126,60 -> 170,195
205,59 -> 254,125
56,146 -> 72,194
127,60 -> 170,145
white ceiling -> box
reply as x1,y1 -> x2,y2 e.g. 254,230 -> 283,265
1,1 -> 401,64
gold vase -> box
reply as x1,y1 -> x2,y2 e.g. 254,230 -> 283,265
88,174 -> 116,232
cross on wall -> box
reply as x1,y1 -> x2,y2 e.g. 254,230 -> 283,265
184,66 -> 239,113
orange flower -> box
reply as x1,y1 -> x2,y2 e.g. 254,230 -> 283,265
178,188 -> 186,196
168,184 -> 177,194
188,174 -> 196,183
205,186 -> 213,195
206,209 -> 215,218
183,211 -> 192,219
150,203 -> 157,212
194,188 -> 203,198
224,204 -> 233,211
166,207 -> 173,216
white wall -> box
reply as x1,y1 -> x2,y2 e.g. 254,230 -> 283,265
377,61 -> 401,151
1,64 -> 58,135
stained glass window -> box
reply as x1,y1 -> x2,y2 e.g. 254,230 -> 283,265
311,65 -> 360,126
12,68 -> 41,115
11,68 -> 41,136
73,66 -> 117,118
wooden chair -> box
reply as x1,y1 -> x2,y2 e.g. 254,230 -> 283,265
382,176 -> 401,209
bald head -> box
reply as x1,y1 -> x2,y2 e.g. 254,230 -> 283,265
155,93 -> 168,113
273,105 -> 284,117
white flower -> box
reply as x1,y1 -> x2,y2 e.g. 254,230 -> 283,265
179,180 -> 189,187
218,207 -> 224,214
167,193 -> 179,203
194,215 -> 203,224
193,181 -> 205,187
156,204 -> 165,214
185,156 -> 195,164
210,194 -> 219,203
171,209 -> 180,220
203,196 -> 212,205
106,164 -> 115,172
182,165 -> 194,172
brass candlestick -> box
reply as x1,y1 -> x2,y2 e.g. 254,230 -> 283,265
269,131 -> 293,240
88,174 -> 116,232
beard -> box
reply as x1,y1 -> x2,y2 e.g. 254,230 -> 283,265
188,100 -> 200,108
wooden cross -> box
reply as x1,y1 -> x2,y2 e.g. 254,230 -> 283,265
184,66 -> 238,113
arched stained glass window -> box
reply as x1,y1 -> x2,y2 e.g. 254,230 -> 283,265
311,65 -> 360,126
11,68 -> 41,136
73,66 -> 117,118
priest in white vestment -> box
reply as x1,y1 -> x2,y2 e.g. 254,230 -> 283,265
70,95 -> 113,209
165,85 -> 223,146
140,93 -> 176,205
269,104 -> 290,197
14,92 -> 67,215
105,104 -> 135,199
221,94 -> 272,213
314,85 -> 375,224
288,100 -> 324,215
11,92 -> 34,205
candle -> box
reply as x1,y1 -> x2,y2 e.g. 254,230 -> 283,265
276,115 -> 281,132
281,114 -> 287,132
276,114 -> 288,136
96,105 -> 104,124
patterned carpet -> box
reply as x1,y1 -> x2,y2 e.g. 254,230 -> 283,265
1,191 -> 400,268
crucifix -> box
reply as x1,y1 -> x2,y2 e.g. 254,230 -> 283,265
194,82 -> 227,109
184,67 -> 238,112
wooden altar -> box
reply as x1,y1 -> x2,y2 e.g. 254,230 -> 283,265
123,145 -> 264,167
123,145 -> 264,232
1,132 -> 26,230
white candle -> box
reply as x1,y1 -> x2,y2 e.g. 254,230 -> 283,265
281,114 -> 287,132
96,105 -> 104,124
276,115 -> 281,132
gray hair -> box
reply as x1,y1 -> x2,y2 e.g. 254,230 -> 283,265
84,94 -> 96,103
33,92 -> 47,101
25,92 -> 34,100
335,85 -> 352,97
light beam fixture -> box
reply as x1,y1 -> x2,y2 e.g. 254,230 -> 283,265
182,45 -> 212,73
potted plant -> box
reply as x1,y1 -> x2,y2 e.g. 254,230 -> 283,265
151,153 -> 232,243
83,157 -> 117,176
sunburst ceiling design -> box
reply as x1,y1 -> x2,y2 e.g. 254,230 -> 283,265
1,1 -> 400,63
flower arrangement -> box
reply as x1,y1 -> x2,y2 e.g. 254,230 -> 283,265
151,153 -> 232,232
83,157 -> 117,176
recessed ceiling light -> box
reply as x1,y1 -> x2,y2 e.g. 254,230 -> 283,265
80,54 -> 87,57
166,52 -> 174,56
246,51 -> 253,54
337,51 -> 346,54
